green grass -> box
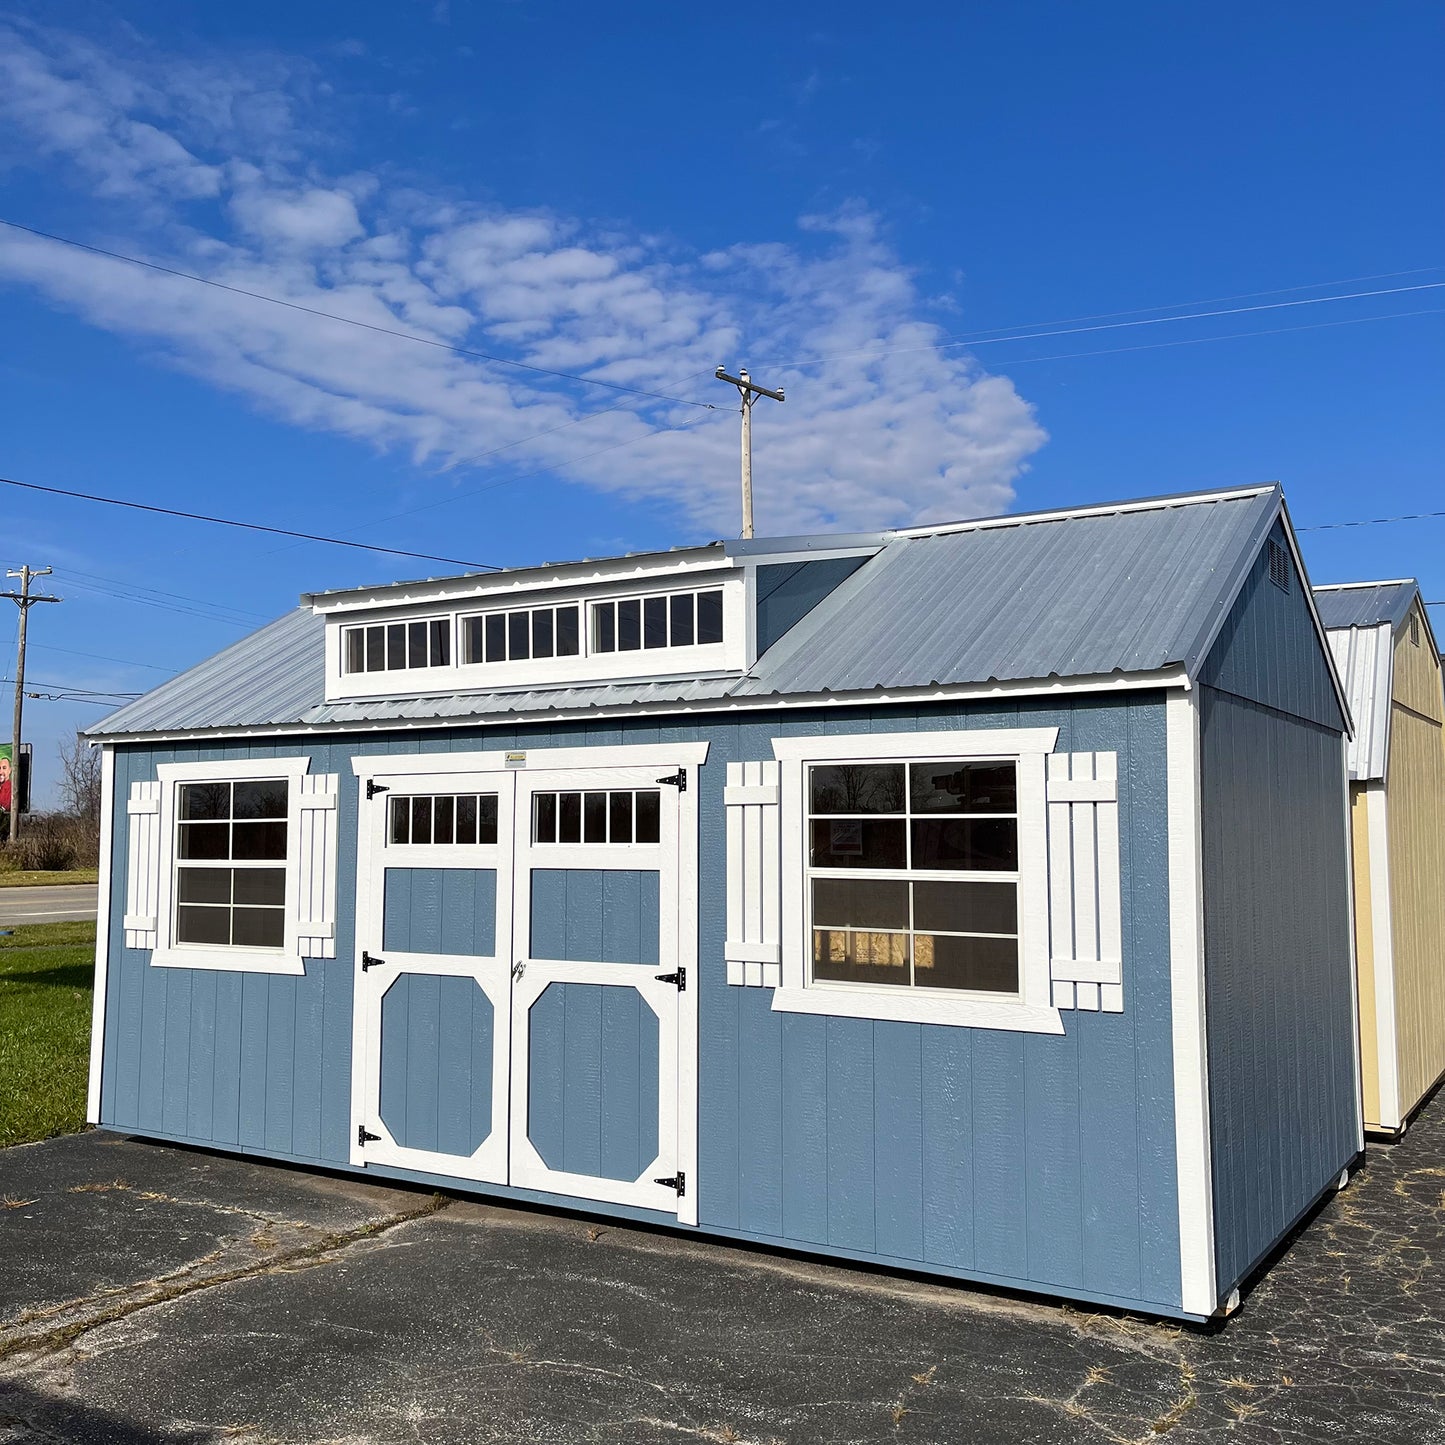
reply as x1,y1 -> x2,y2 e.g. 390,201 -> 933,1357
0,921 -> 96,1146
0,868 -> 100,887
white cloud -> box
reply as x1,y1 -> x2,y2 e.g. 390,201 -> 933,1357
0,21 -> 1047,537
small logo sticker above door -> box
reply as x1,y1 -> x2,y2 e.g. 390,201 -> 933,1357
505,752 -> 527,769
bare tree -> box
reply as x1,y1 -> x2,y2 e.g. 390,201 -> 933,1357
58,733 -> 102,822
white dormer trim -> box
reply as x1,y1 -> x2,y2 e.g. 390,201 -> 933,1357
308,547 -> 733,616
324,571 -> 749,702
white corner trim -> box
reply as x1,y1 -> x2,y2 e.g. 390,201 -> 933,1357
1341,758 -> 1365,1152
86,745 -> 116,1124
351,741 -> 709,780
1165,690 -> 1218,1316
1365,783 -> 1400,1129
770,727 -> 1059,763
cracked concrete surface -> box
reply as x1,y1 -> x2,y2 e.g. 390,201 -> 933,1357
4,1102 -> 1445,1444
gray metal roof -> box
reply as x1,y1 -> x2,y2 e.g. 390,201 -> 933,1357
91,484 -> 1324,741
1323,623 -> 1393,781
90,608 -> 326,737
1313,581 -> 1417,633
739,488 -> 1281,695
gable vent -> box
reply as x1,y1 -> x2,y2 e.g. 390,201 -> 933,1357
1267,539 -> 1290,593
1411,610 -> 1420,647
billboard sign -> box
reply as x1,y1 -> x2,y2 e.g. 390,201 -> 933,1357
0,742 -> 32,817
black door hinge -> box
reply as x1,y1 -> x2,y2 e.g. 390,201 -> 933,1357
361,951 -> 385,971
366,779 -> 389,800
653,1171 -> 686,1197
654,968 -> 686,991
655,770 -> 687,792
358,1124 -> 381,1146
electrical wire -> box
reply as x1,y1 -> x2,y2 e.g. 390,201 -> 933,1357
765,281 -> 1445,370
1299,509 -> 1445,532
0,218 -> 719,412
50,572 -> 262,629
0,475 -> 501,570
30,642 -> 177,673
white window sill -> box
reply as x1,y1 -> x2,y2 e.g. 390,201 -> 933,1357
150,947 -> 307,976
769,986 -> 1065,1034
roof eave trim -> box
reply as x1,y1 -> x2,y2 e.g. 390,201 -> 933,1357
86,664 -> 1192,745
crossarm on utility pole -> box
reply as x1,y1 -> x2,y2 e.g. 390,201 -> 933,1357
715,366 -> 785,540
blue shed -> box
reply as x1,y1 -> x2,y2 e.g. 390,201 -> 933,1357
85,483 -> 1360,1321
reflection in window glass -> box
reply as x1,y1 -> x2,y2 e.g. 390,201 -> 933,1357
805,758 -> 1020,996
344,620 -> 452,674
388,794 -> 498,846
460,605 -> 580,665
591,589 -> 724,653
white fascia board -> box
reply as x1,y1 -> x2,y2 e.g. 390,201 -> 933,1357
309,548 -> 734,616
891,485 -> 1276,540
88,665 -> 1193,746
1313,579 -> 1417,592
1365,783 -> 1401,1130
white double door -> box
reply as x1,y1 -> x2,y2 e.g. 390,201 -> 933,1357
351,752 -> 697,1221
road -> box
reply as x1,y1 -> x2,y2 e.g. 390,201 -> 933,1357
0,883 -> 99,926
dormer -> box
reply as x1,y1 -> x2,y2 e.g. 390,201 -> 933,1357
309,537 -> 886,706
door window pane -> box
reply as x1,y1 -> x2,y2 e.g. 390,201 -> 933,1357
533,793 -> 556,843
477,794 -> 499,845
410,797 -> 433,845
559,791 -> 582,842
609,790 -> 634,843
635,790 -> 660,843
583,791 -> 607,842
433,796 -> 455,845
456,795 -> 478,845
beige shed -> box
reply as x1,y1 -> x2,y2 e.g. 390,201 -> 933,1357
1316,580 -> 1445,1136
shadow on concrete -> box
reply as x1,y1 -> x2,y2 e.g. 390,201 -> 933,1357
0,1379 -> 214,1443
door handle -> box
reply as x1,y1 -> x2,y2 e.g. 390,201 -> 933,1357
511,960 -> 526,982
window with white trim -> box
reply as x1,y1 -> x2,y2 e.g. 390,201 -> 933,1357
766,729 -> 1062,1034
460,603 -> 580,665
807,761 -> 1019,995
590,589 -> 723,653
344,619 -> 451,673
126,757 -> 339,976
175,779 -> 289,949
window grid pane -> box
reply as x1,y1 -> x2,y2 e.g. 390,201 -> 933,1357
388,794 -> 498,846
532,790 -> 662,844
174,779 -> 289,952
805,758 -> 1020,996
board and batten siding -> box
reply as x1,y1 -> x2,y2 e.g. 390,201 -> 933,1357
1382,614 -> 1445,1124
98,692 -> 1184,1313
1195,526 -> 1359,1298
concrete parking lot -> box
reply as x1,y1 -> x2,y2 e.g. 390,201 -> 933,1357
2,1097 -> 1444,1444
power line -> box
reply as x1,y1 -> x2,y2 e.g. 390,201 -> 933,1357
0,475 -> 501,570
55,567 -> 269,622
50,571 -> 262,629
0,217 -> 719,412
768,280 -> 1445,370
1299,509 -> 1445,532
31,642 -> 177,673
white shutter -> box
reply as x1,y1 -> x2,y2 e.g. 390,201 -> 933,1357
123,780 -> 162,948
296,773 -> 339,959
1046,752 -> 1123,1013
725,761 -> 782,987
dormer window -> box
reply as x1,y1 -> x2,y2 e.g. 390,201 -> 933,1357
344,619 -> 451,674
460,603 -> 581,665
591,589 -> 724,653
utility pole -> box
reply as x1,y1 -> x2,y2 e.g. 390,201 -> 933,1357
3,566 -> 60,843
715,366 -> 784,540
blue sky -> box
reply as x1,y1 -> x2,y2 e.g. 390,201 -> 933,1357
0,2 -> 1441,801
